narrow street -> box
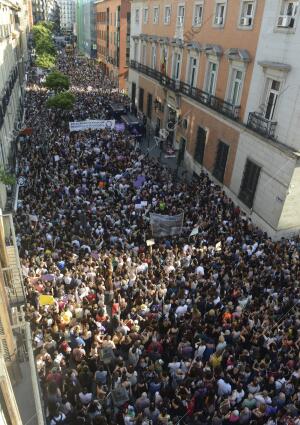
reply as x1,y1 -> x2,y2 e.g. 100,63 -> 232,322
17,51 -> 300,425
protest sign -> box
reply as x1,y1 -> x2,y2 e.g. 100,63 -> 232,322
111,387 -> 129,407
69,120 -> 115,132
146,239 -> 155,246
190,227 -> 199,237
39,294 -> 55,306
41,274 -> 55,282
150,213 -> 184,238
99,346 -> 115,365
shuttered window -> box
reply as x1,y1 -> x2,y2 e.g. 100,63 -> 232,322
239,159 -> 261,208
213,141 -> 229,183
194,126 -> 206,164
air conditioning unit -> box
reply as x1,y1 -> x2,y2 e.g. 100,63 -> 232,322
215,16 -> 223,25
277,15 -> 292,27
240,17 -> 251,26
194,16 -> 202,25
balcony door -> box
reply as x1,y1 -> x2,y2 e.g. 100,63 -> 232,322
187,56 -> 198,87
172,52 -> 181,80
264,79 -> 280,120
177,5 -> 185,25
213,141 -> 229,183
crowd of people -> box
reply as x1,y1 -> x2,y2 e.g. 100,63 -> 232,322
17,50 -> 300,425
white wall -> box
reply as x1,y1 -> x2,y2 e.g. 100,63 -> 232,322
245,0 -> 300,151
128,0 -> 143,100
230,130 -> 298,232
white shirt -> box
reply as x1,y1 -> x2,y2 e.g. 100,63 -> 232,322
195,265 -> 204,275
217,379 -> 232,396
176,305 -> 188,317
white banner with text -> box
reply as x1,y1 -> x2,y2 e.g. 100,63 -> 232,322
69,120 -> 116,132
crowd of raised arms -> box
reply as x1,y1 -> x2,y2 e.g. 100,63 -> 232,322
17,51 -> 300,425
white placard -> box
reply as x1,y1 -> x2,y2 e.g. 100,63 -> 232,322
190,227 -> 199,237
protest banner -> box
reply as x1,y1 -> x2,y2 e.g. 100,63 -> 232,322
69,120 -> 116,132
150,213 -> 184,238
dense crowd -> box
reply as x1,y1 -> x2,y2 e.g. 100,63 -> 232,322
17,51 -> 300,425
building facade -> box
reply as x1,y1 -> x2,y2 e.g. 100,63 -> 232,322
128,0 -> 300,238
128,0 -> 143,105
76,0 -> 97,58
95,0 -> 131,89
31,0 -> 47,23
0,0 -> 29,208
58,0 -> 75,32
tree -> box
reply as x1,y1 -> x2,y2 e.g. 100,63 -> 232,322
38,21 -> 55,32
32,24 -> 51,43
0,169 -> 16,186
46,92 -> 75,110
35,53 -> 56,69
35,37 -> 56,56
45,71 -> 69,92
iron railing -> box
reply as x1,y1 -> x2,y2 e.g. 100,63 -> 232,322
247,112 -> 277,139
130,60 -> 241,121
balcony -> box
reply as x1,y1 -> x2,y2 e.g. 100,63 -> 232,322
130,60 -> 241,121
247,112 -> 277,139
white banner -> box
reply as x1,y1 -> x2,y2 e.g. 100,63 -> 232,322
150,213 -> 184,238
69,120 -> 116,132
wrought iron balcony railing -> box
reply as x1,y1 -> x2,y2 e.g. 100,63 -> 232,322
247,112 -> 277,139
130,60 -> 241,121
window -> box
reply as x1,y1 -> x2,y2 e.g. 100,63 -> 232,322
239,159 -> 261,208
141,44 -> 147,65
153,6 -> 159,24
214,2 -> 226,26
147,93 -> 153,119
164,6 -> 171,24
177,5 -> 185,26
228,69 -> 243,105
264,79 -> 280,120
143,7 -> 148,24
194,126 -> 207,164
187,56 -> 198,87
135,8 -> 140,23
161,46 -> 168,74
277,1 -> 298,27
172,52 -> 181,80
133,41 -> 138,61
213,141 -> 229,183
151,45 -> 157,69
240,1 -> 255,26
139,87 -> 144,112
205,62 -> 218,95
193,2 -> 203,26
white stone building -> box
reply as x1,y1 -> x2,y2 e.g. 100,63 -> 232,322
58,0 -> 76,32
0,0 -> 29,208
127,0 -> 143,107
229,0 -> 300,238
